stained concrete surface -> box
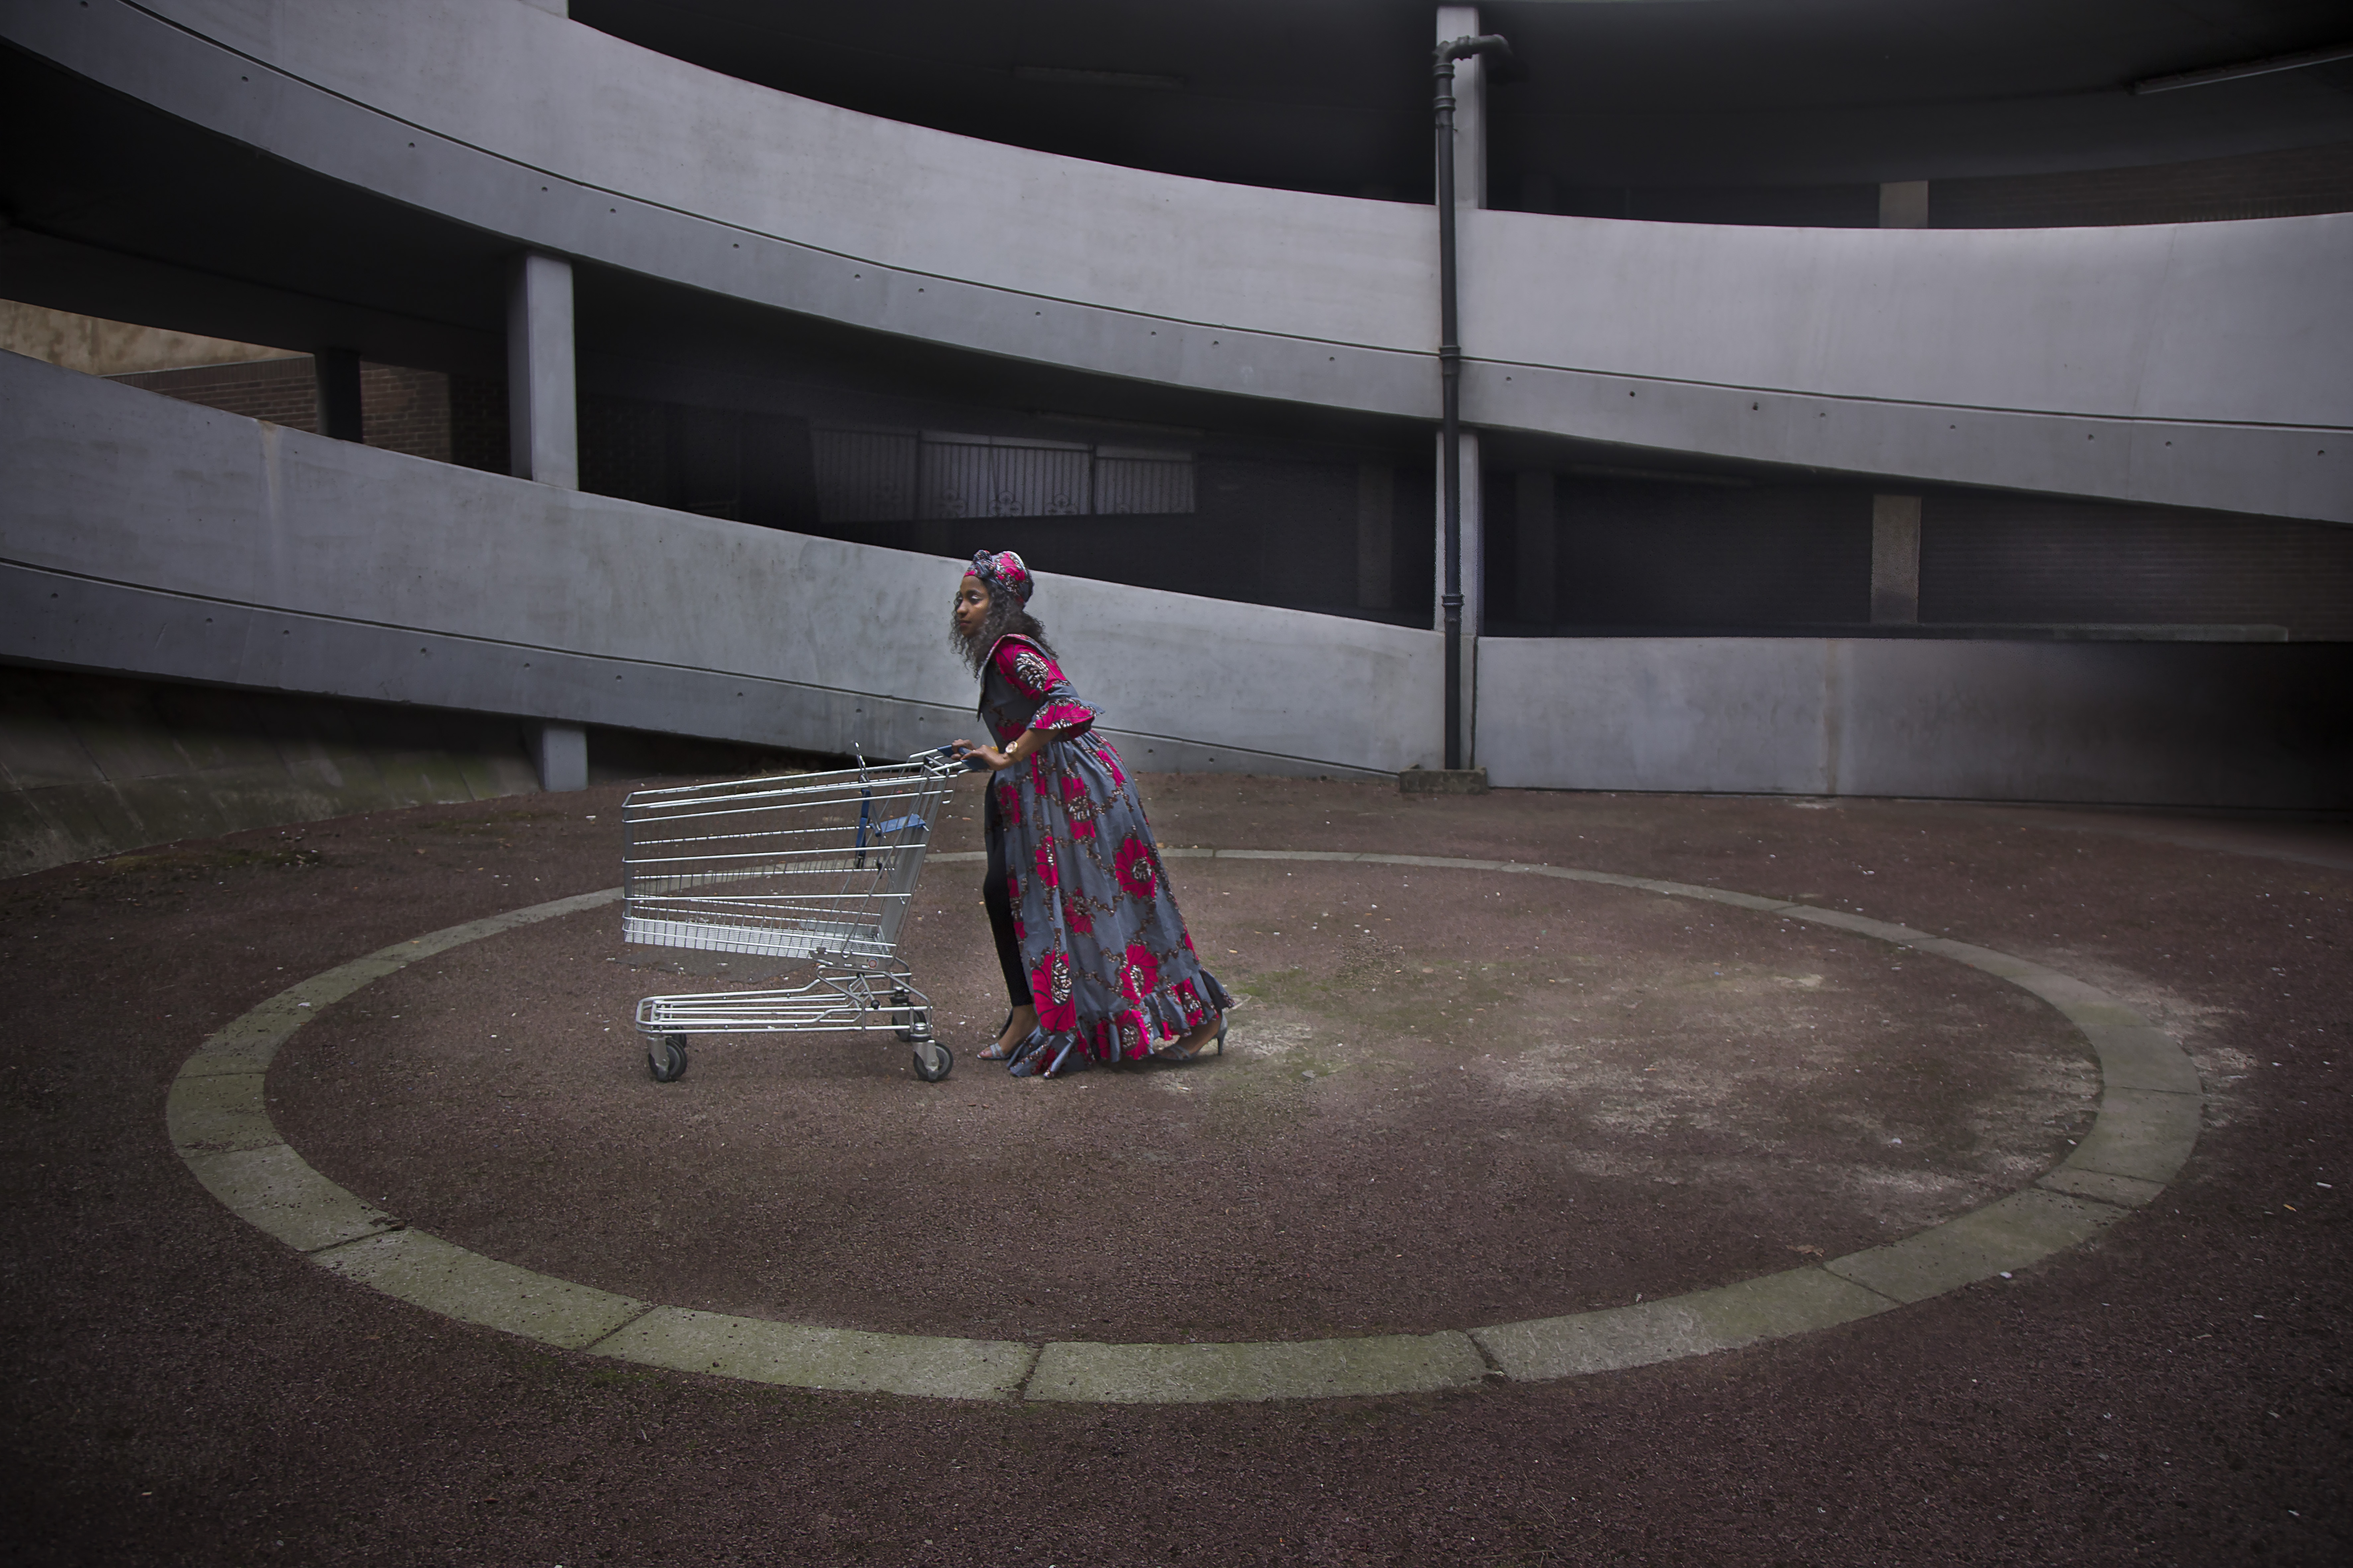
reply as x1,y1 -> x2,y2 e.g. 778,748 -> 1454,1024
2,776 -> 2348,1564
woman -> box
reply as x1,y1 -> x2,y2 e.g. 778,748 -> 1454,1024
951,550 -> 1232,1077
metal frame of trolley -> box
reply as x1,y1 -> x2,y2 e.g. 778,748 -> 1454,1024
622,746 -> 973,1083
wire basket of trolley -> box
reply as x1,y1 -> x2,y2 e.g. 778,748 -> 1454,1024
622,746 -> 977,1084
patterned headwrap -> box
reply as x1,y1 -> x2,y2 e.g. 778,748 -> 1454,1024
968,549 -> 1034,605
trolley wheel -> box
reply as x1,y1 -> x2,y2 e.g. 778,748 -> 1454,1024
912,1042 -> 953,1083
649,1035 -> 688,1083
892,990 -> 918,1043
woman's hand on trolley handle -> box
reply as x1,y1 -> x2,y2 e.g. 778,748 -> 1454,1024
950,730 -> 1044,773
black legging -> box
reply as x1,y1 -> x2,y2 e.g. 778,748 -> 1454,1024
981,785 -> 1031,1005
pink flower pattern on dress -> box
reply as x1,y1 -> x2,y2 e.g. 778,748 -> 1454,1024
1119,942 -> 1159,1003
973,632 -> 1231,1073
1114,837 -> 1157,898
1115,1009 -> 1150,1059
1058,774 -> 1098,838
1030,950 -> 1076,1033
1032,701 -> 1094,734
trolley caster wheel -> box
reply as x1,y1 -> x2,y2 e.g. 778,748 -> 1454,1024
912,1042 -> 953,1083
649,1035 -> 688,1083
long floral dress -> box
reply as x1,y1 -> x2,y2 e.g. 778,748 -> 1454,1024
978,634 -> 1232,1074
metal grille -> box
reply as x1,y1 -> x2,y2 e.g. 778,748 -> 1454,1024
812,428 -> 918,524
1093,451 -> 1197,515
812,427 -> 1196,521
921,436 -> 1091,518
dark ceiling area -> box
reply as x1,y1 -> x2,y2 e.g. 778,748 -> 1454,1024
0,48 -> 519,370
571,0 -> 2353,203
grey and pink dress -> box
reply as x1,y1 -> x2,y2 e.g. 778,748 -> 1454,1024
976,633 -> 1232,1075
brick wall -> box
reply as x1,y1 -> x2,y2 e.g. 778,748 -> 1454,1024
1205,456 -> 1362,608
1933,140 -> 2353,228
1524,140 -> 2353,229
448,374 -> 510,475
112,357 -> 320,430
109,357 -> 454,462
579,394 -> 670,505
1546,183 -> 1880,227
358,363 -> 451,461
1519,480 -> 1873,630
1495,482 -> 2353,639
1919,495 -> 2353,639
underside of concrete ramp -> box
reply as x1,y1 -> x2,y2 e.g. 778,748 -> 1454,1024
4,1 -> 2349,521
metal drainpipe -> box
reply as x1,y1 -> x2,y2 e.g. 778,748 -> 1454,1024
1433,33 -> 1510,771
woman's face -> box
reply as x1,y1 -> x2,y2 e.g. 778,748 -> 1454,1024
954,575 -> 991,639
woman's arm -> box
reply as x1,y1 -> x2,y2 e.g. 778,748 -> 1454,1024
955,729 -> 1046,771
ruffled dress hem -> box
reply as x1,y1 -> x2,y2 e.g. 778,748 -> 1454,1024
1004,971 -> 1236,1076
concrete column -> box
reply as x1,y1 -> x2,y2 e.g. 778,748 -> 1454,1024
506,252 -> 577,488
312,348 -> 363,442
1514,469 -> 1556,626
1879,180 -> 1929,228
1438,6 -> 1487,210
1871,494 -> 1922,624
1355,461 -> 1394,610
531,720 -> 587,792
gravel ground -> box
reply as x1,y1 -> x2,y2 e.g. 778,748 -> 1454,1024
2,774 -> 2347,1566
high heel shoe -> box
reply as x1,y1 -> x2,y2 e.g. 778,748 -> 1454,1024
1155,1013 -> 1226,1063
977,1010 -> 1020,1060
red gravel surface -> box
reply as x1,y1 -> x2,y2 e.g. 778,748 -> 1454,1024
270,863 -> 2091,1344
3,776 -> 2349,1566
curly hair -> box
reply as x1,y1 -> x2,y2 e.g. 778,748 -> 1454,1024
951,582 -> 1055,676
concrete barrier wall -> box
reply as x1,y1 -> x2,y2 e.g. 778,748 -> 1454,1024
1477,636 -> 2353,810
0,665 -> 543,878
0,353 -> 1441,778
7,0 -> 2346,521
8,353 -> 2344,811
1461,209 -> 2352,523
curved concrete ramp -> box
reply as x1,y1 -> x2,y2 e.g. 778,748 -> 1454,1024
0,352 -> 1439,778
7,0 -> 2346,520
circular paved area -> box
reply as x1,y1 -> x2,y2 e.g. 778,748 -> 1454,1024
10,776 -> 2347,1565
178,843 -> 2196,1404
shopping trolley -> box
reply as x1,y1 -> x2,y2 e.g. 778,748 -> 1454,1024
622,746 -> 975,1084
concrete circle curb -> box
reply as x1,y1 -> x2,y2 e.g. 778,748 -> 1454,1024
167,851 -> 2202,1404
